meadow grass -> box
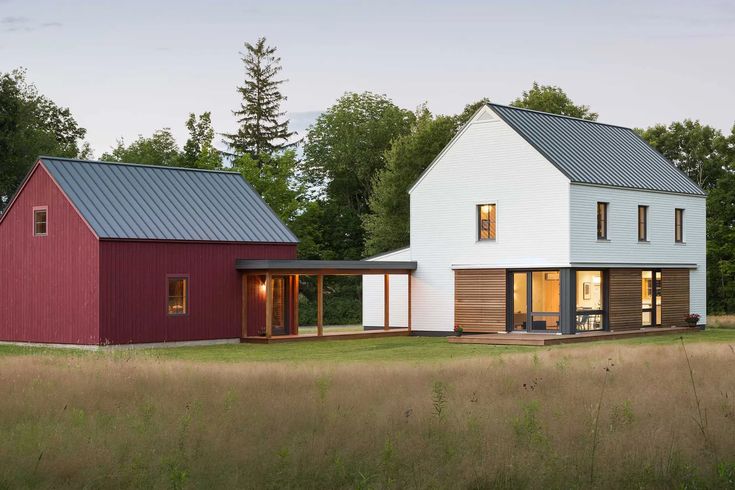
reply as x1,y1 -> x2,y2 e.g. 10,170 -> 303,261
1,337 -> 734,488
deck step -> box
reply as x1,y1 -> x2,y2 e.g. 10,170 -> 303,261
448,327 -> 699,346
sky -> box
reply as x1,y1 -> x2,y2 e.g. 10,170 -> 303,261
1,0 -> 734,156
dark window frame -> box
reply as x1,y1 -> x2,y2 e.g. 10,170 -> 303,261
574,269 -> 607,332
33,206 -> 48,236
166,275 -> 190,316
675,208 -> 684,243
638,205 -> 648,242
477,203 -> 497,241
597,202 -> 608,240
507,269 -> 561,333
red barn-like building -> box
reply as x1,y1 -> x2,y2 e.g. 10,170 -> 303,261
0,157 -> 300,346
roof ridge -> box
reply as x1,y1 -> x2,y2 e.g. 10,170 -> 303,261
488,103 -> 633,131
39,156 -> 241,175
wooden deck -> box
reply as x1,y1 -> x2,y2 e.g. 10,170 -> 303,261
448,326 -> 699,346
242,328 -> 410,344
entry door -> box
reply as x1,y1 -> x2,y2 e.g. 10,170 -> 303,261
642,270 -> 662,326
272,277 -> 285,330
510,271 -> 561,332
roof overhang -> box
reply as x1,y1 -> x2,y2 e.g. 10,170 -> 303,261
235,259 -> 417,275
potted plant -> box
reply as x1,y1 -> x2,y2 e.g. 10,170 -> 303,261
454,325 -> 464,337
685,313 -> 701,328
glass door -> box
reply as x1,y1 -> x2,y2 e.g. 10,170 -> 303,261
642,270 -> 662,326
510,271 -> 560,332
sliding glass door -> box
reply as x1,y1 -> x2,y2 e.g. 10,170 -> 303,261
642,270 -> 662,326
510,271 -> 560,332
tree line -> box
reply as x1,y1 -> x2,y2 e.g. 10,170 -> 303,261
1,38 -> 734,317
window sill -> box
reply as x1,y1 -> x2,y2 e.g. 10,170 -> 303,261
638,240 -> 650,244
674,241 -> 687,246
596,238 -> 611,242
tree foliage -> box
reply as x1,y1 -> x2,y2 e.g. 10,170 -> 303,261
102,112 -> 222,169
224,37 -> 294,161
301,92 -> 413,259
363,107 -> 460,255
637,120 -> 727,190
232,150 -> 301,224
510,82 -> 598,120
180,112 -> 222,169
101,128 -> 181,166
0,68 -> 87,209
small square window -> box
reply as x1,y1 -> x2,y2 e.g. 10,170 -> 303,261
34,208 -> 47,236
167,277 -> 188,315
478,204 -> 496,240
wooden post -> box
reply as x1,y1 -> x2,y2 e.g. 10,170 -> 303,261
384,274 -> 390,331
293,274 -> 299,335
407,273 -> 412,334
241,274 -> 248,338
265,272 -> 273,339
317,275 -> 324,336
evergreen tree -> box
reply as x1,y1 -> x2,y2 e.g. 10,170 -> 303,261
224,37 -> 294,162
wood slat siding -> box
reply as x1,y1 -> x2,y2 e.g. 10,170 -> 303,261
661,269 -> 690,327
608,268 -> 642,331
454,269 -> 506,332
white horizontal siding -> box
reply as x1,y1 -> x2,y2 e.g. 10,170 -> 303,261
409,107 -> 571,332
570,183 -> 706,322
362,248 -> 410,328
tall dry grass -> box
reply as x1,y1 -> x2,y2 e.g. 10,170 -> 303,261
1,342 -> 735,489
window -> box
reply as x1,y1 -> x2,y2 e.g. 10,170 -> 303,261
33,207 -> 47,236
638,205 -> 648,242
675,208 -> 684,243
576,270 -> 605,331
478,204 -> 496,241
167,276 -> 188,315
597,202 -> 608,240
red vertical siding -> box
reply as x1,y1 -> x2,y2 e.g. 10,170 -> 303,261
0,164 -> 100,344
98,241 -> 296,344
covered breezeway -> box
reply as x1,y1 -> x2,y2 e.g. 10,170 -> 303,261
236,259 -> 416,343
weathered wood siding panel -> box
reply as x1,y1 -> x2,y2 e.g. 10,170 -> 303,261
99,241 -> 296,344
661,269 -> 690,327
454,269 -> 506,332
608,268 -> 642,331
0,164 -> 100,344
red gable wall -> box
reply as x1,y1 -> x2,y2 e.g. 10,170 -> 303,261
0,164 -> 100,344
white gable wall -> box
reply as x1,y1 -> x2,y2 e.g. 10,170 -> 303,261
570,184 -> 707,322
409,108 -> 571,332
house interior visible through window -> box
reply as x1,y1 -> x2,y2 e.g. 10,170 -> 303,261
512,271 -> 560,332
642,270 -> 662,326
33,209 -> 47,236
478,204 -> 496,240
576,270 -> 604,331
168,277 -> 188,315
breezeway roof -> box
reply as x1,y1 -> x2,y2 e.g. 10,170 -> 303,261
41,157 -> 298,243
489,104 -> 705,196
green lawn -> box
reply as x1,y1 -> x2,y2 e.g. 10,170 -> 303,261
1,327 -> 734,363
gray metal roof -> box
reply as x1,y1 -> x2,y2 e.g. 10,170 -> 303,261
489,104 -> 705,196
41,157 -> 298,243
235,259 -> 417,273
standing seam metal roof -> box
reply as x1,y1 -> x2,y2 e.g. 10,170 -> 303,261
41,157 -> 299,243
489,104 -> 705,196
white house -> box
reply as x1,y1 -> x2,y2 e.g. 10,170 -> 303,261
363,104 -> 706,334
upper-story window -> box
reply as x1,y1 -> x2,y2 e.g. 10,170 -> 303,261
675,208 -> 684,243
33,207 -> 47,236
638,205 -> 648,242
596,202 -> 608,240
167,276 -> 189,315
478,204 -> 496,241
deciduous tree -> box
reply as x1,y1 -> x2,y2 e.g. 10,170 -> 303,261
510,82 -> 598,120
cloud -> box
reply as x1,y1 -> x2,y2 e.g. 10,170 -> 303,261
1,17 -> 63,32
